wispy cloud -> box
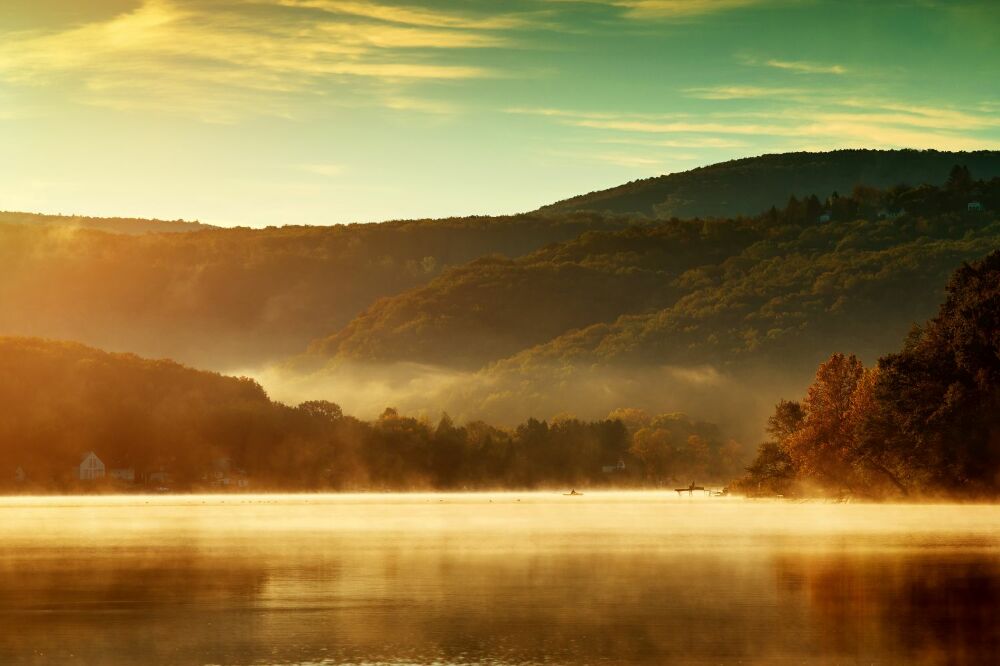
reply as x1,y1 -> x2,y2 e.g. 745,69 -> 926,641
555,0 -> 771,19
620,0 -> 766,17
764,59 -> 846,74
280,0 -> 534,30
0,0 -> 516,121
684,85 -> 807,99
598,136 -> 749,148
508,99 -> 1000,151
381,95 -> 460,115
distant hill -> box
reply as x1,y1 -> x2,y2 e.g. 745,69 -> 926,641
306,176 -> 1000,434
540,150 -> 1000,218
0,212 -> 635,370
0,211 -> 210,235
318,175 -> 1000,371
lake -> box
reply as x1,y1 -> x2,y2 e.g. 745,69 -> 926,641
0,493 -> 997,665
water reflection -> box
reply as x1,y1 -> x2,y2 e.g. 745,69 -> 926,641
0,494 -> 997,665
776,554 -> 1000,665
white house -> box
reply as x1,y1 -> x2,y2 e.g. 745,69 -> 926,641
968,201 -> 984,212
78,452 -> 105,481
203,457 -> 249,489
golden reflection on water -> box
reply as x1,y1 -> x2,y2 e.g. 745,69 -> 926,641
0,493 -> 997,665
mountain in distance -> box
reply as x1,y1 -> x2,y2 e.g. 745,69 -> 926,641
540,149 -> 1000,218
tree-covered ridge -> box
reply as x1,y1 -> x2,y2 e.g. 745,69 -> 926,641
0,337 -> 743,491
313,219 -> 762,367
0,211 -> 211,235
733,250 -> 1000,498
541,150 -> 1000,218
322,174 -> 1000,372
0,212 -> 633,370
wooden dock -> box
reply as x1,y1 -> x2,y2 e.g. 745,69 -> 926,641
675,483 -> 710,496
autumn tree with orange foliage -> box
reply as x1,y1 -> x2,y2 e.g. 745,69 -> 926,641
734,250 -> 1000,498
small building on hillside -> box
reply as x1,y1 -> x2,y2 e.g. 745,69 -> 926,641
818,212 -> 832,223
208,459 -> 249,489
78,452 -> 105,481
14,466 -> 26,483
968,201 -> 984,212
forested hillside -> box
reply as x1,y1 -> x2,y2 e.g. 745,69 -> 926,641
0,211 -> 210,235
0,213 -> 633,369
0,337 -> 744,491
541,150 -> 1000,218
320,173 -> 1000,372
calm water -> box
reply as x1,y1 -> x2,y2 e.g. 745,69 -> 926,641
0,493 -> 997,665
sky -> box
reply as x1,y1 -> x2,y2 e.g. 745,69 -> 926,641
0,0 -> 998,226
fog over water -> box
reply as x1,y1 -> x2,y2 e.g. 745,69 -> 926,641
1,493 -> 998,665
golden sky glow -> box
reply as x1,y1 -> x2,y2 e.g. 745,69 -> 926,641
0,0 -> 997,225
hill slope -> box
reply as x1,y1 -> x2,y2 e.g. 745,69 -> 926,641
0,211 -> 210,235
318,176 -> 1000,372
540,150 -> 1000,218
0,213 -> 634,370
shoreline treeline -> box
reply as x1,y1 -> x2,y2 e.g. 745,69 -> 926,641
0,338 -> 744,492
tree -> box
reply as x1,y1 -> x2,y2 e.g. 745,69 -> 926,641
784,353 -> 865,489
299,400 -> 343,421
630,427 -> 676,483
875,250 -> 1000,493
945,164 -> 973,192
767,400 -> 805,443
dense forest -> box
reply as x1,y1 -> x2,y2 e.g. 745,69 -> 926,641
542,149 -> 1000,218
0,212 -> 633,369
733,250 -> 1000,498
320,172 -> 999,372
0,338 -> 744,491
